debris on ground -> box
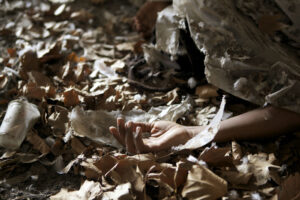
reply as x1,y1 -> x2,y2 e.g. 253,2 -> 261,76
0,0 -> 299,199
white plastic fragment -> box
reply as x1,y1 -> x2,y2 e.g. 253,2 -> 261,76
174,96 -> 226,150
0,99 -> 40,150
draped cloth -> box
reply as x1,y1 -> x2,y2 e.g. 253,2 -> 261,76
155,0 -> 300,113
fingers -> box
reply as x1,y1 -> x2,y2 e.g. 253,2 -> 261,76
109,118 -> 153,154
109,126 -> 124,146
117,118 -> 126,143
125,121 -> 136,154
131,122 -> 152,133
109,117 -> 126,146
134,126 -> 149,154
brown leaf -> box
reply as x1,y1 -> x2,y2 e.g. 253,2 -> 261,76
195,84 -> 219,99
63,88 -> 80,107
22,82 -> 46,100
232,141 -> 243,163
102,182 -> 133,200
20,51 -> 39,79
7,48 -> 16,57
94,154 -> 117,176
82,160 -> 103,180
47,106 -> 69,136
27,71 -> 52,86
81,154 -> 117,180
199,146 -> 233,167
26,131 -> 50,155
107,159 -> 137,184
158,165 -> 188,190
71,137 -> 86,154
236,153 -> 280,186
38,42 -> 62,63
220,170 -> 253,186
181,165 -> 227,200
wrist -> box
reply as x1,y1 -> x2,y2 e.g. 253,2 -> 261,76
186,125 -> 206,138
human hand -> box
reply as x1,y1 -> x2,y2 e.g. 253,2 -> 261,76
109,118 -> 194,154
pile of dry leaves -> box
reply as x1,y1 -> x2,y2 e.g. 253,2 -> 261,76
0,0 -> 300,199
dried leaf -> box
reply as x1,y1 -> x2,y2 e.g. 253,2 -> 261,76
232,141 -> 243,163
106,159 -> 138,184
199,146 -> 233,167
27,131 -> 51,154
181,165 -> 227,200
116,42 -> 135,52
50,180 -> 102,200
20,51 -> 39,79
94,155 -> 117,175
22,82 -> 47,100
195,84 -> 219,99
27,71 -> 53,86
220,170 -> 253,185
48,106 -> 69,136
7,48 -> 16,57
63,88 -> 80,107
70,137 -> 86,154
237,153 -> 280,186
102,183 -> 133,200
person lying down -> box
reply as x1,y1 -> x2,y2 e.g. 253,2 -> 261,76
110,0 -> 300,154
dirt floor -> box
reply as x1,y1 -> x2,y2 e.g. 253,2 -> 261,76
0,0 -> 300,199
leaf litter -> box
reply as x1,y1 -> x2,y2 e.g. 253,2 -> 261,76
0,0 -> 299,199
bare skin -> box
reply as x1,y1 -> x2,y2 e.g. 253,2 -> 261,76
109,106 -> 300,154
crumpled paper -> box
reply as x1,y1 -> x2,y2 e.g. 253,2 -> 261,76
155,0 -> 300,114
70,96 -> 193,148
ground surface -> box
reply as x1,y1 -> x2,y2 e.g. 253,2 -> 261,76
0,0 -> 300,199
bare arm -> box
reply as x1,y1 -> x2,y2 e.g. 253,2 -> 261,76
110,106 -> 300,153
189,106 -> 300,143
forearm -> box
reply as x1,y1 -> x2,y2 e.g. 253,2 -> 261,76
189,106 -> 300,143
